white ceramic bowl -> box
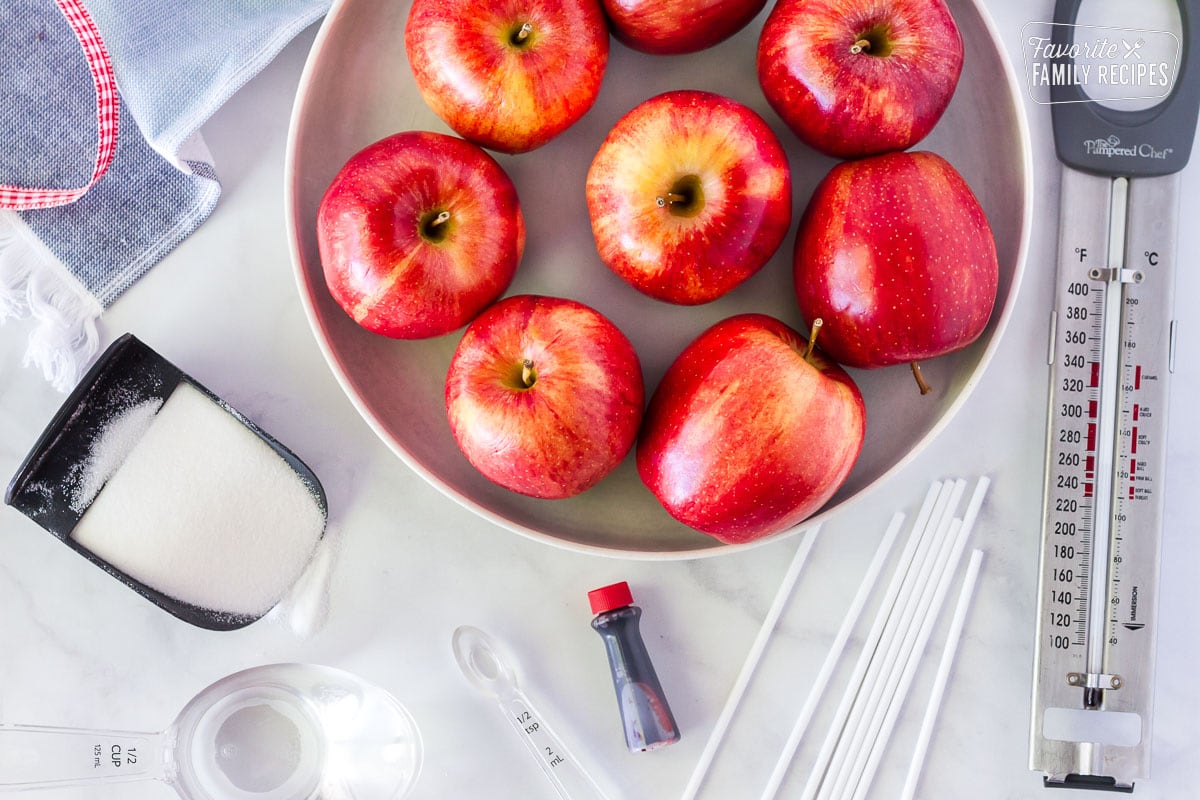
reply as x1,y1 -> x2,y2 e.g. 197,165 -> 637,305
284,0 -> 1032,558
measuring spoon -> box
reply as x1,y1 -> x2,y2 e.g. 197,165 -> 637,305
452,626 -> 610,800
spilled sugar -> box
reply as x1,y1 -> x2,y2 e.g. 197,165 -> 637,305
70,382 -> 325,617
70,398 -> 164,512
268,532 -> 338,637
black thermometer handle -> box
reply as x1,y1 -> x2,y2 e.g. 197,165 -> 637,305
1050,0 -> 1200,176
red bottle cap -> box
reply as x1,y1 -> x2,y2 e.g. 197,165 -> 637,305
588,581 -> 634,614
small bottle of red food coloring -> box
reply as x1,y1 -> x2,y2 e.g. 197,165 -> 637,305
588,581 -> 680,752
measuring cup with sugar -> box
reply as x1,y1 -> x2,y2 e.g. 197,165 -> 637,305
0,663 -> 422,799
4,334 -> 328,630
453,625 -> 611,800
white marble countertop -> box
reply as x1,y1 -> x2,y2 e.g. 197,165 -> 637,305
2,2 -> 1198,798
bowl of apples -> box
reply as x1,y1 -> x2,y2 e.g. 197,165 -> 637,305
284,0 -> 1032,557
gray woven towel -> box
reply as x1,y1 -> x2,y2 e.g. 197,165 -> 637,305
0,0 -> 328,390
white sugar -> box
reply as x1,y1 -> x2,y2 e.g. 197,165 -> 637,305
70,398 -> 163,512
269,532 -> 338,637
70,382 -> 325,617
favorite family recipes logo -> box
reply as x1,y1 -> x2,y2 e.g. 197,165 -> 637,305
1021,22 -> 1180,106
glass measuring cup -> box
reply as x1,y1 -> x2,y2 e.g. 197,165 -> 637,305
0,663 -> 422,799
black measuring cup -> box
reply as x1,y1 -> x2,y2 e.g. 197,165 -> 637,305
4,334 -> 328,630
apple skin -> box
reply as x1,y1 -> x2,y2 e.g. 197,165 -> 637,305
318,131 -> 524,339
446,294 -> 645,499
405,0 -> 609,154
602,0 -> 767,55
637,313 -> 865,543
756,0 -> 963,158
586,90 -> 791,305
793,151 -> 998,383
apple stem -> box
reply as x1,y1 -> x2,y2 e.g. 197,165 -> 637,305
656,192 -> 689,208
802,318 -> 824,363
521,358 -> 535,388
910,362 -> 932,395
515,22 -> 533,42
850,38 -> 872,54
429,210 -> 451,228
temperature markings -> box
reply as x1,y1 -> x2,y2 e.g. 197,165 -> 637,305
1042,280 -> 1109,661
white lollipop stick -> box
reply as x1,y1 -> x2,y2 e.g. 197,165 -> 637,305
899,548 -> 986,800
758,511 -> 905,800
818,480 -> 963,800
842,519 -> 967,800
681,526 -> 818,800
799,480 -> 946,800
846,478 -> 990,800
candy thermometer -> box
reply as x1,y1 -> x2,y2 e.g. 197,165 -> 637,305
1030,0 -> 1200,790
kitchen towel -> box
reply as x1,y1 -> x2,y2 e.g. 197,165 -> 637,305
0,0 -> 329,391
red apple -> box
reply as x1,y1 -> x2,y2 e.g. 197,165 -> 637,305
446,294 -> 644,499
793,151 -> 998,393
756,0 -> 963,158
602,0 -> 767,55
318,131 -> 524,339
586,90 -> 791,305
637,314 -> 865,543
405,0 -> 609,154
